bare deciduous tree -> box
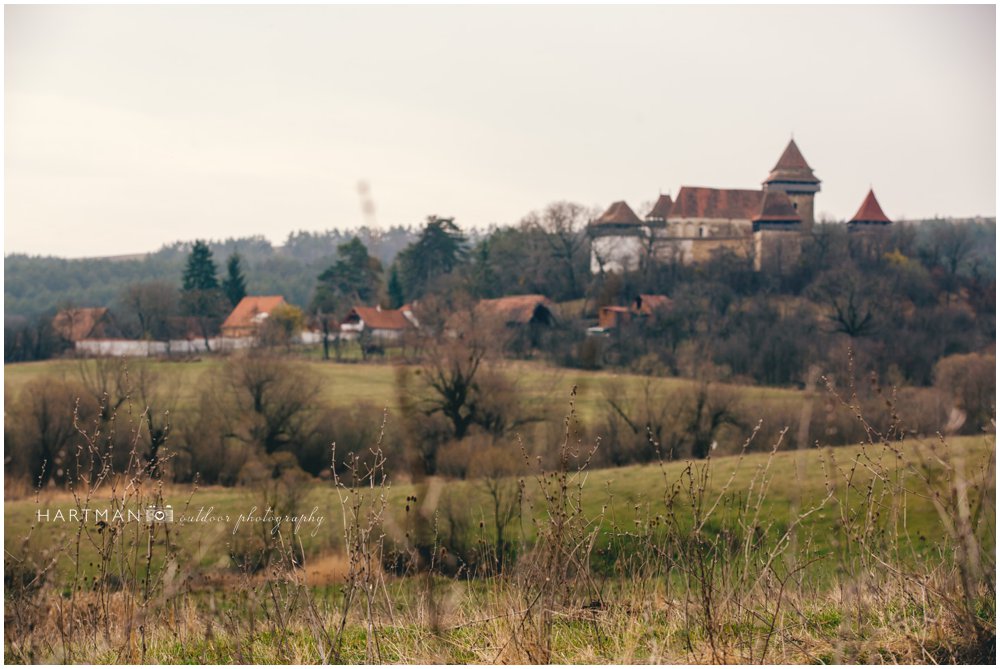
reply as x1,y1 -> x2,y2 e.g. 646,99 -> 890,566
217,353 -> 320,457
9,378 -> 97,486
120,281 -> 179,342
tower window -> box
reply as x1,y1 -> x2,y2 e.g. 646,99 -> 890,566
792,202 -> 798,209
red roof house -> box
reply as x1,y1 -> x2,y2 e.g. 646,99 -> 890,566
221,296 -> 287,338
340,305 -> 417,340
474,295 -> 557,327
52,307 -> 115,342
597,294 -> 672,329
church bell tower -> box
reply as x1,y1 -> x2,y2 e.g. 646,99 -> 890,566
762,139 -> 821,230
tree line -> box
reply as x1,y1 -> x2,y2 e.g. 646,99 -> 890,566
5,208 -> 996,396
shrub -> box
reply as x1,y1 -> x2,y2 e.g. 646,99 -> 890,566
934,351 -> 996,433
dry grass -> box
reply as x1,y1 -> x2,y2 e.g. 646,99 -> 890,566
3,366 -> 995,664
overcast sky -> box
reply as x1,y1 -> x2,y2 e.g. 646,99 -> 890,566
4,4 -> 996,258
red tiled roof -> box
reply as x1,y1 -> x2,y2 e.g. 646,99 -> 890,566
344,306 -> 413,331
764,139 -> 820,185
222,296 -> 286,330
669,187 -> 763,221
753,190 -> 802,223
646,194 -> 673,220
594,201 -> 643,226
849,189 -> 892,225
475,294 -> 556,325
634,294 -> 672,314
52,307 -> 109,342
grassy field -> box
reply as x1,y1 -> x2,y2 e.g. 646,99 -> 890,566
4,355 -> 803,426
3,356 -> 995,663
5,430 -> 996,662
5,432 -> 993,579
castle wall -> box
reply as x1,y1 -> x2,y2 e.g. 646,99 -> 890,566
785,193 -> 815,230
650,237 -> 753,266
753,230 -> 803,273
590,234 -> 645,274
664,218 -> 753,239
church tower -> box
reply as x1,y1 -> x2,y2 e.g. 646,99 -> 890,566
762,139 -> 821,231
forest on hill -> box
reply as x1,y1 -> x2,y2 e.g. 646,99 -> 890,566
3,225 -> 423,319
5,215 -> 994,322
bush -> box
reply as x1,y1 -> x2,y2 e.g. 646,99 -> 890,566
305,402 -> 387,477
5,378 -> 99,486
934,351 -> 996,433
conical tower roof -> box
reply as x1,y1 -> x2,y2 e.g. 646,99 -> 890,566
594,201 -> 643,226
764,139 -> 820,185
849,189 -> 892,225
646,194 -> 673,221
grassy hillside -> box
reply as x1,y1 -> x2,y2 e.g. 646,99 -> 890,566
6,432 -> 993,581
5,358 -> 993,663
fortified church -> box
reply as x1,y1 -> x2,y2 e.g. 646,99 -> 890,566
588,140 -> 893,273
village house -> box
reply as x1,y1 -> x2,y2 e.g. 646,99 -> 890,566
589,139 -> 892,273
53,307 -> 230,357
52,307 -> 118,343
596,294 -> 672,331
221,295 -> 287,339
443,294 -> 557,349
473,294 -> 557,328
445,294 -> 559,351
339,304 -> 419,341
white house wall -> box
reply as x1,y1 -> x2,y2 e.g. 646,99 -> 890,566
73,334 -> 316,357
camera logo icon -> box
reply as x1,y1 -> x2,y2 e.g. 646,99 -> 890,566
145,505 -> 174,523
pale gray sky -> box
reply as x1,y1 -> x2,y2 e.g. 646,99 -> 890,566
4,4 -> 996,258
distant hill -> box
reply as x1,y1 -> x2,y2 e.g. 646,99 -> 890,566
4,226 -> 421,319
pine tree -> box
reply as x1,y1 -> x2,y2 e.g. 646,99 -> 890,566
311,237 -> 383,361
182,241 -> 219,292
180,240 -> 226,350
387,265 -> 405,308
316,237 -> 382,303
222,253 -> 248,307
394,216 -> 467,300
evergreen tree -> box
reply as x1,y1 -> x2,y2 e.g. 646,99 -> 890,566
387,265 -> 405,308
311,237 -> 382,360
316,237 -> 382,303
180,240 -> 226,349
222,253 -> 248,307
395,216 -> 468,301
182,240 -> 219,291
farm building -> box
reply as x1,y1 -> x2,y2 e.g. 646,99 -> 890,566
443,295 -> 558,352
597,294 -> 673,330
221,296 -> 287,338
473,294 -> 557,327
52,307 -> 119,342
340,305 -> 418,341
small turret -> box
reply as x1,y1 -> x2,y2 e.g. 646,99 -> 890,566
848,188 -> 892,227
645,194 -> 673,224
